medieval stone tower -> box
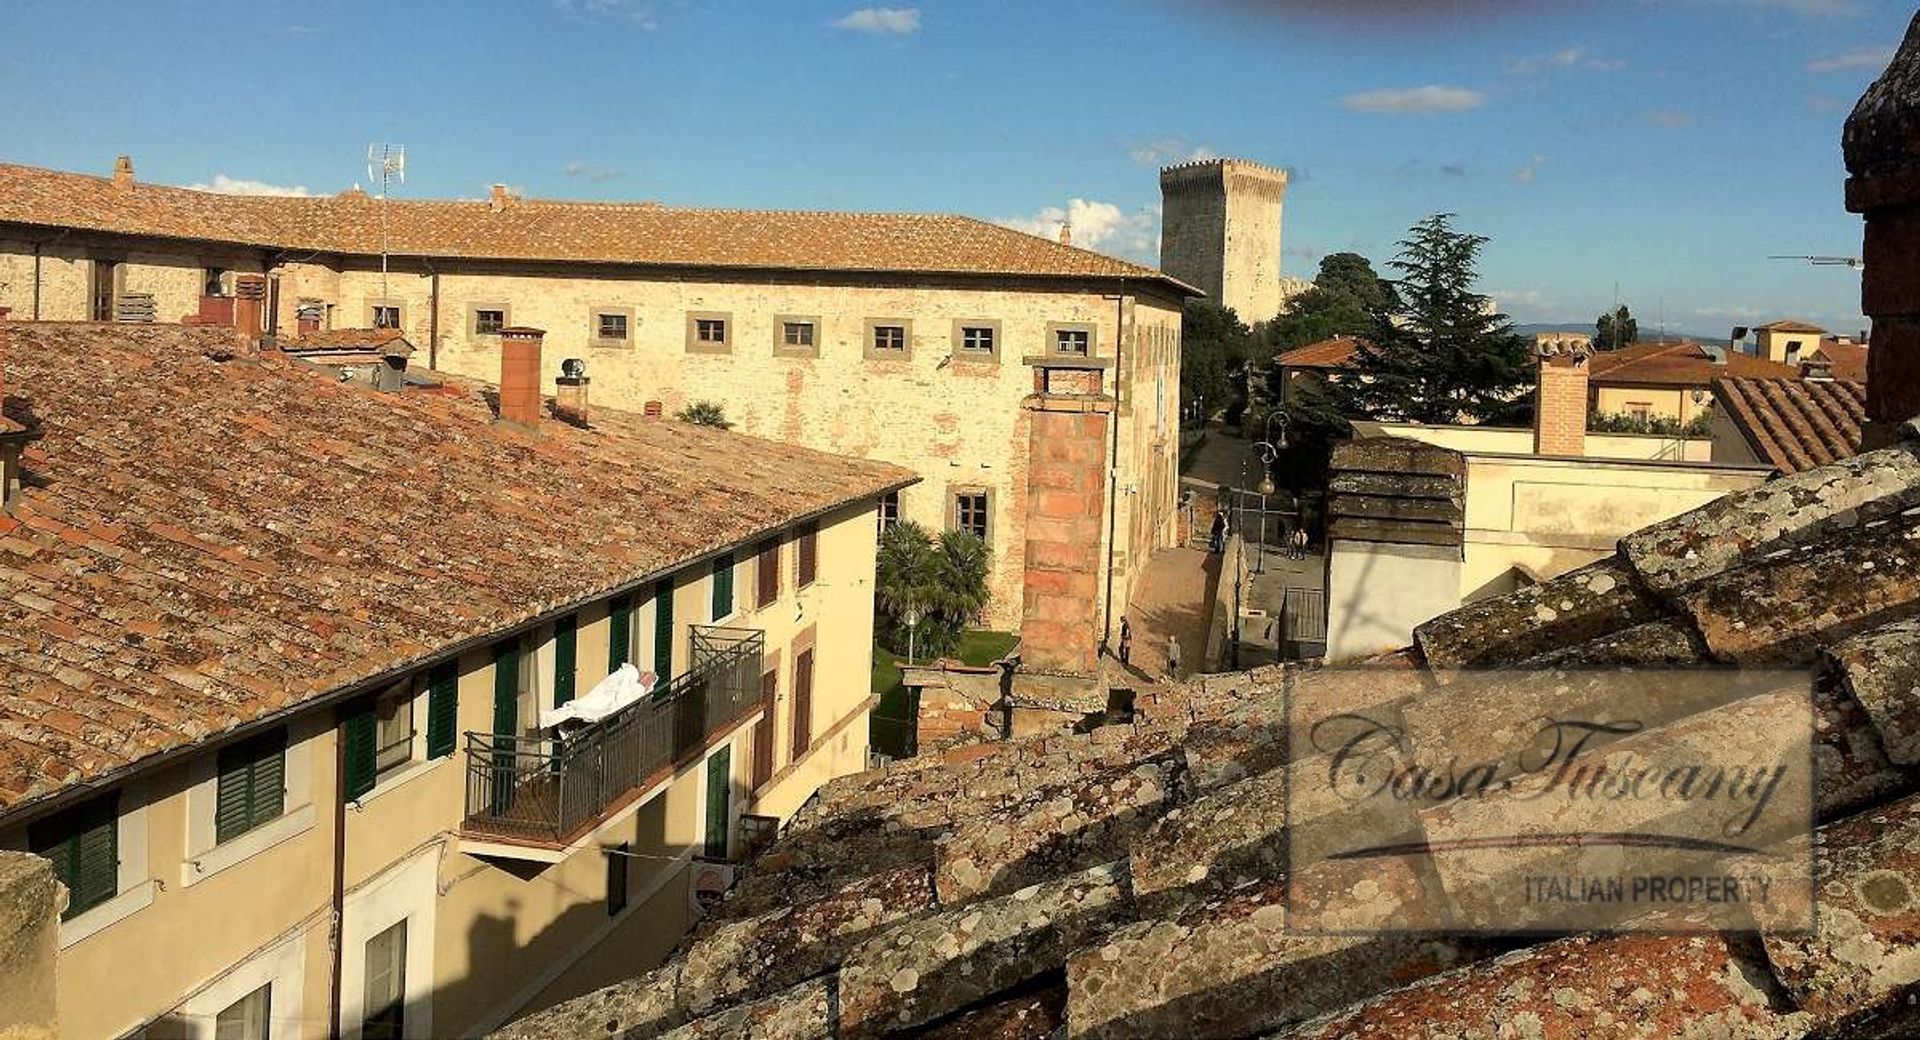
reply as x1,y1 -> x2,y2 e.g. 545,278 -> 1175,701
1157,158 -> 1289,325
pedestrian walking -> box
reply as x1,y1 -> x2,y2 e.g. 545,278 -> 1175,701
1167,634 -> 1182,678
1292,527 -> 1309,559
1208,509 -> 1227,554
1118,616 -> 1133,666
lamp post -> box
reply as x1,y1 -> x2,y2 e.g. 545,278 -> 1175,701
1246,410 -> 1288,574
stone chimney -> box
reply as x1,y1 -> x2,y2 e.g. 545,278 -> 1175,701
111,155 -> 134,191
232,274 -> 267,344
0,852 -> 63,1039
1533,332 -> 1591,457
1845,11 -> 1920,447
1058,220 -> 1072,247
497,327 -> 545,429
489,184 -> 516,212
554,358 -> 590,426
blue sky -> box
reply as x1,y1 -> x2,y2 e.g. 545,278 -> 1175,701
0,0 -> 1910,333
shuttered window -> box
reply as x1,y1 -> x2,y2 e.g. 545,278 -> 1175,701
752,669 -> 777,790
425,662 -> 459,760
797,523 -> 819,587
608,594 -> 634,671
489,638 -> 522,815
29,793 -> 119,920
554,614 -> 578,707
756,539 -> 780,609
342,704 -> 378,801
653,579 -> 675,683
215,728 -> 287,845
711,553 -> 734,621
790,649 -> 814,760
704,746 -> 732,859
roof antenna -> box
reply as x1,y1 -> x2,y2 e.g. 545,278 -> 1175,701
365,143 -> 406,313
1768,254 -> 1864,270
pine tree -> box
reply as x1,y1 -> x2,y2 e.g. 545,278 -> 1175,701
1264,252 -> 1394,355
1595,305 -> 1638,350
1332,214 -> 1533,426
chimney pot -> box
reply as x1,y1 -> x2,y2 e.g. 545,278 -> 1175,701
1533,332 -> 1591,457
555,358 -> 590,427
112,155 -> 134,190
1058,221 -> 1072,247
489,184 -> 515,212
232,274 -> 267,344
496,327 -> 546,429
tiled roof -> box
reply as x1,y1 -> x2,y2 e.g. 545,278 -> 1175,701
1757,318 -> 1828,334
1714,376 -> 1867,474
0,321 -> 914,813
499,438 -> 1920,1040
1274,335 -> 1366,369
0,162 -> 1194,292
1815,340 -> 1869,382
1589,340 -> 1802,387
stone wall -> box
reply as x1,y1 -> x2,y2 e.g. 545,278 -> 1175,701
0,852 -> 62,1040
1158,159 -> 1289,325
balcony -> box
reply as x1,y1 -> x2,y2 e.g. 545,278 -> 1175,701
461,625 -> 764,850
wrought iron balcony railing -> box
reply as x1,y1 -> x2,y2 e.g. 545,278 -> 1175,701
462,625 -> 764,846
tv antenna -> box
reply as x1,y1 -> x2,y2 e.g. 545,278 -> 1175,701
1768,254 -> 1864,270
366,143 -> 406,307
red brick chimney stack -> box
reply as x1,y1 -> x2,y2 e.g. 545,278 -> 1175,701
1533,332 -> 1591,457
497,327 -> 546,429
1844,11 -> 1920,445
111,155 -> 134,191
232,274 -> 267,344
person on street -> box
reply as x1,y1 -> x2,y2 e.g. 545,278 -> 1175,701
1209,509 -> 1227,554
1118,616 -> 1133,666
1167,634 -> 1182,678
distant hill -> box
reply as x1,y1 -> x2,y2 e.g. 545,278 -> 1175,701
1514,322 -> 1728,344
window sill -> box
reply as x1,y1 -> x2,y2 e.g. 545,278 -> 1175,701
589,339 -> 633,351
352,757 -> 445,807
180,803 -> 318,889
58,878 -> 157,949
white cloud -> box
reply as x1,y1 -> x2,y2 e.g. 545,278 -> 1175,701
563,160 -> 624,182
994,198 -> 1160,263
1340,85 -> 1487,115
1514,154 -> 1547,184
185,174 -> 312,197
1806,45 -> 1895,73
1128,138 -> 1220,166
1506,46 -> 1625,76
552,0 -> 657,29
834,7 -> 920,34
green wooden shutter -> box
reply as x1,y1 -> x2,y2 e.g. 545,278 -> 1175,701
215,730 -> 286,843
554,615 -> 578,707
252,733 -> 286,825
608,594 -> 633,671
653,578 -> 675,683
214,748 -> 255,845
704,745 -> 731,859
425,662 -> 459,760
343,705 -> 378,801
490,638 -> 522,815
31,793 -> 119,919
711,553 -> 734,621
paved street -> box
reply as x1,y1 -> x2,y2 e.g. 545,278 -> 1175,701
1118,544 -> 1219,683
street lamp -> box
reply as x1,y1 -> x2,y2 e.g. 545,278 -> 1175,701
1244,411 -> 1289,574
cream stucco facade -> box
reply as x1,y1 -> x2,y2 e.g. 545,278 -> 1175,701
0,501 -> 881,1040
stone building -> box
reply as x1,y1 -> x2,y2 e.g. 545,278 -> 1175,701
1158,157 -> 1290,325
0,317 -> 913,1038
0,161 -> 1197,673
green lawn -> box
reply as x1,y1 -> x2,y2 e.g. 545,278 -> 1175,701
869,629 -> 1018,759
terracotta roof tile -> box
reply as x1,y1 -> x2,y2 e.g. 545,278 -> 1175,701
0,162 -> 1193,292
1816,340 -> 1870,382
1715,376 -> 1867,474
0,320 -> 912,813
1590,340 -> 1802,387
1274,335 -> 1367,369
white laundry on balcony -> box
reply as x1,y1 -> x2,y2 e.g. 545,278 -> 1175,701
539,663 -> 660,732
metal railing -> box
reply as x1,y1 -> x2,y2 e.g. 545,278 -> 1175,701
463,625 -> 764,845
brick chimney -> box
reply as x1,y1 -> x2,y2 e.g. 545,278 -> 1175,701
1533,332 -> 1591,457
554,359 -> 589,426
489,184 -> 516,212
111,155 -> 134,191
1058,220 -> 1072,247
232,274 -> 266,344
1845,11 -> 1920,447
497,327 -> 545,429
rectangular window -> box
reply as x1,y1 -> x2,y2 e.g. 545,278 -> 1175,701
711,553 -> 735,621
790,649 -> 814,759
374,689 -> 415,777
215,983 -> 271,1040
553,613 -> 578,707
704,746 -> 732,860
954,490 -> 990,542
343,705 -> 378,802
752,668 -> 777,790
697,319 -> 726,343
204,268 -> 229,298
872,325 -> 906,352
774,315 -> 823,358
607,843 -> 630,917
783,322 -> 814,347
371,305 -> 401,330
653,578 -> 675,682
597,312 -> 628,341
362,920 -> 408,1040
1628,403 -> 1652,420
216,728 -> 288,844
28,793 -> 118,920
688,312 -> 732,353
797,522 -> 818,588
1054,328 -> 1091,356
91,259 -> 118,321
878,491 -> 900,533
756,539 -> 780,609
473,308 -> 506,336
960,325 -> 996,354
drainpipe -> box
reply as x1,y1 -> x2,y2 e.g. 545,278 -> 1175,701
31,242 -> 41,320
328,712 -> 349,1040
1100,282 -> 1126,655
421,259 -> 440,371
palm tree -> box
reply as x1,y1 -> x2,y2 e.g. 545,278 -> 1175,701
874,521 -> 992,662
876,522 -> 940,662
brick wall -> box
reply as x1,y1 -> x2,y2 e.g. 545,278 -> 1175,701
1020,403 -> 1111,674
1534,336 -> 1590,457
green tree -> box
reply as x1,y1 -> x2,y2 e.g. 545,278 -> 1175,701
1595,305 -> 1638,351
1180,300 -> 1256,421
675,400 -> 732,429
1332,214 -> 1533,426
1264,252 -> 1395,355
874,521 -> 992,661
